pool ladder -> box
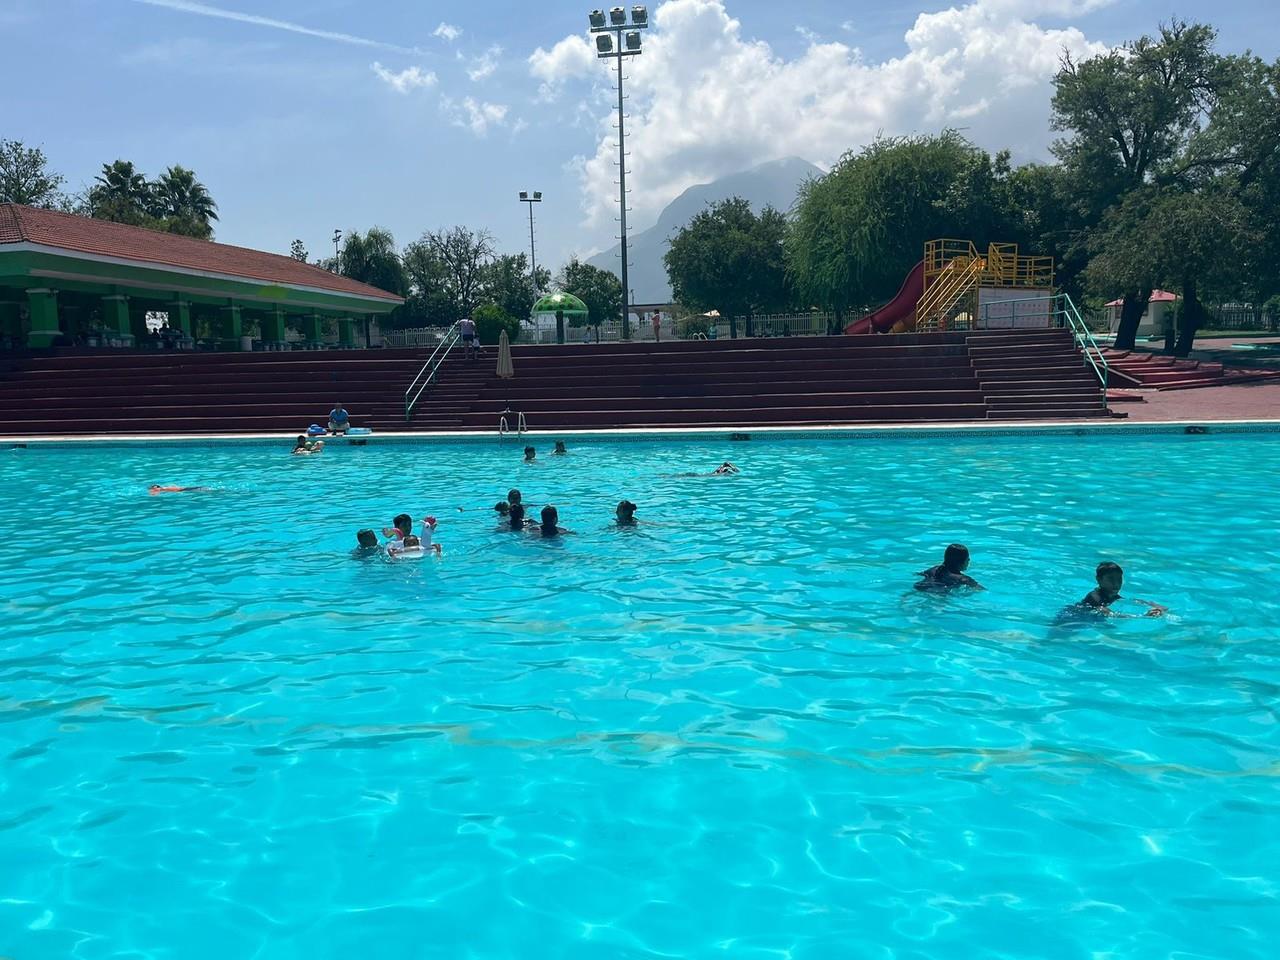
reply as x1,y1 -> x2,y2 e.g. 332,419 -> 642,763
498,409 -> 527,439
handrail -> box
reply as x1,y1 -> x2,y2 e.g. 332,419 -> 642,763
499,415 -> 509,437
518,412 -> 527,435
404,322 -> 460,421
1060,292 -> 1109,411
976,293 -> 1108,410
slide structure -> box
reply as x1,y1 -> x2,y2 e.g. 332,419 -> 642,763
844,260 -> 925,335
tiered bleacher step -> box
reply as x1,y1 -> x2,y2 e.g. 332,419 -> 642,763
1102,348 -> 1280,390
966,329 -> 1113,420
0,329 -> 1113,436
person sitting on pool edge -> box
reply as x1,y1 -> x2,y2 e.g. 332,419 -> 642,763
539,505 -> 570,537
1078,561 -> 1166,617
524,446 -> 537,463
916,544 -> 982,591
328,401 -> 351,435
616,500 -> 638,527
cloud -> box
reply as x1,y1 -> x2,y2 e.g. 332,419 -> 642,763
556,0 -> 1112,232
371,62 -> 437,93
129,0 -> 421,54
433,22 -> 462,43
528,35 -> 595,99
443,97 -> 510,136
467,45 -> 503,82
795,26 -> 820,45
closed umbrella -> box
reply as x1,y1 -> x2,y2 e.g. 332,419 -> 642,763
497,330 -> 514,379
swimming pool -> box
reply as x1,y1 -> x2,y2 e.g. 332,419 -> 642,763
2,431 -> 1278,959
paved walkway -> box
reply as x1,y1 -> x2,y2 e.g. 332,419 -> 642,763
1120,382 -> 1280,421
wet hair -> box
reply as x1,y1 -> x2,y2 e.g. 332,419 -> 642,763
540,505 -> 558,528
509,503 -> 525,528
507,488 -> 522,505
402,535 -> 421,548
616,500 -> 637,520
357,529 -> 378,547
294,435 -> 308,447
494,501 -> 510,515
393,513 -> 412,533
1096,561 -> 1123,579
943,543 -> 970,572
524,446 -> 536,459
554,441 -> 567,453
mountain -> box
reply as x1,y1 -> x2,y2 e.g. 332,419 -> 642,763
585,156 -> 823,304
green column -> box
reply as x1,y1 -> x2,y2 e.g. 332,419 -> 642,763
168,300 -> 192,336
220,305 -> 243,349
25,288 -> 60,348
337,317 -> 356,348
0,300 -> 22,344
262,308 -> 287,346
302,313 -> 323,345
102,294 -> 133,345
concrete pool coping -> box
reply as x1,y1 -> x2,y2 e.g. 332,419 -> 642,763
4,418 -> 1280,447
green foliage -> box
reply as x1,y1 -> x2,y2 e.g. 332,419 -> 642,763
0,139 -> 66,207
338,227 -> 407,296
664,197 -> 788,333
87,160 -> 219,238
785,133 -> 999,314
289,239 -> 308,262
557,258 -> 622,327
472,303 -> 520,344
480,253 -> 550,321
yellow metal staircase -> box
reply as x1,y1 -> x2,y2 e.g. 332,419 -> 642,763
913,240 -> 1054,332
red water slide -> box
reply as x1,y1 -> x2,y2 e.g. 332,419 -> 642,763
844,261 -> 925,334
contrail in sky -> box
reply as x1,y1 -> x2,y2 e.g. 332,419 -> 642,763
129,0 -> 424,55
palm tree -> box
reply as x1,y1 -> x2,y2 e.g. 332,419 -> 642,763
88,160 -> 151,225
151,165 -> 218,239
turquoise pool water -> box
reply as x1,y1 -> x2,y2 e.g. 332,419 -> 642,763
2,432 -> 1278,959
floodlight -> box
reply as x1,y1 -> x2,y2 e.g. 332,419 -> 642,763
631,6 -> 648,25
519,191 -> 529,200
610,6 -> 626,25
625,31 -> 641,50
589,9 -> 606,28
596,34 -> 613,53
533,191 -> 543,201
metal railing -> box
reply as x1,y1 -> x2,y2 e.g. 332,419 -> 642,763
498,410 -> 527,438
978,294 -> 1109,409
404,322 -> 460,422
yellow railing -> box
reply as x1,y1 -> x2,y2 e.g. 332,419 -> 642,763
914,239 -> 1055,331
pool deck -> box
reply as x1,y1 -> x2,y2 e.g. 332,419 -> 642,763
1119,381 -> 1280,422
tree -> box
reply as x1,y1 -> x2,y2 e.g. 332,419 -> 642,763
289,239 -> 309,262
785,133 -> 997,324
338,227 -> 407,296
150,165 -> 218,239
88,160 -> 153,226
0,139 -> 65,207
402,240 -> 459,328
1051,20 -> 1222,348
557,258 -> 622,332
480,253 -> 550,321
473,302 -> 521,344
665,197 -> 788,337
412,226 -> 496,318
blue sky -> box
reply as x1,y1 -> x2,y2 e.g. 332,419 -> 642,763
2,1 -> 1275,276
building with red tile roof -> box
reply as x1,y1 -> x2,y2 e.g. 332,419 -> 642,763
0,204 -> 403,348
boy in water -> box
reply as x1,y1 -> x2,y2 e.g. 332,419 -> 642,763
524,446 -> 537,463
494,501 -> 511,517
553,441 -> 568,455
1079,561 -> 1166,617
916,544 -> 983,591
507,502 -> 528,530
382,513 -> 413,545
616,500 -> 638,527
539,505 -> 570,537
353,529 -> 382,558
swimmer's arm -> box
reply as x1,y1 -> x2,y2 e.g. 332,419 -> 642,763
959,575 -> 984,590
1134,599 -> 1168,618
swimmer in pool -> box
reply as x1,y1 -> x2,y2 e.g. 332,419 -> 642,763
292,435 -> 323,455
539,504 -> 571,537
665,461 -> 740,478
494,501 -> 511,517
382,512 -> 413,545
352,528 -> 382,558
915,543 -> 983,591
148,484 -> 212,494
615,500 -> 638,527
506,502 -> 528,531
507,488 -> 522,508
387,534 -> 424,557
553,441 -> 568,455
1076,561 -> 1166,618
524,446 -> 537,463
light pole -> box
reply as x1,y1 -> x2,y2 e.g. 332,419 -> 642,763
331,229 -> 342,273
589,6 -> 647,341
518,191 -> 542,293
